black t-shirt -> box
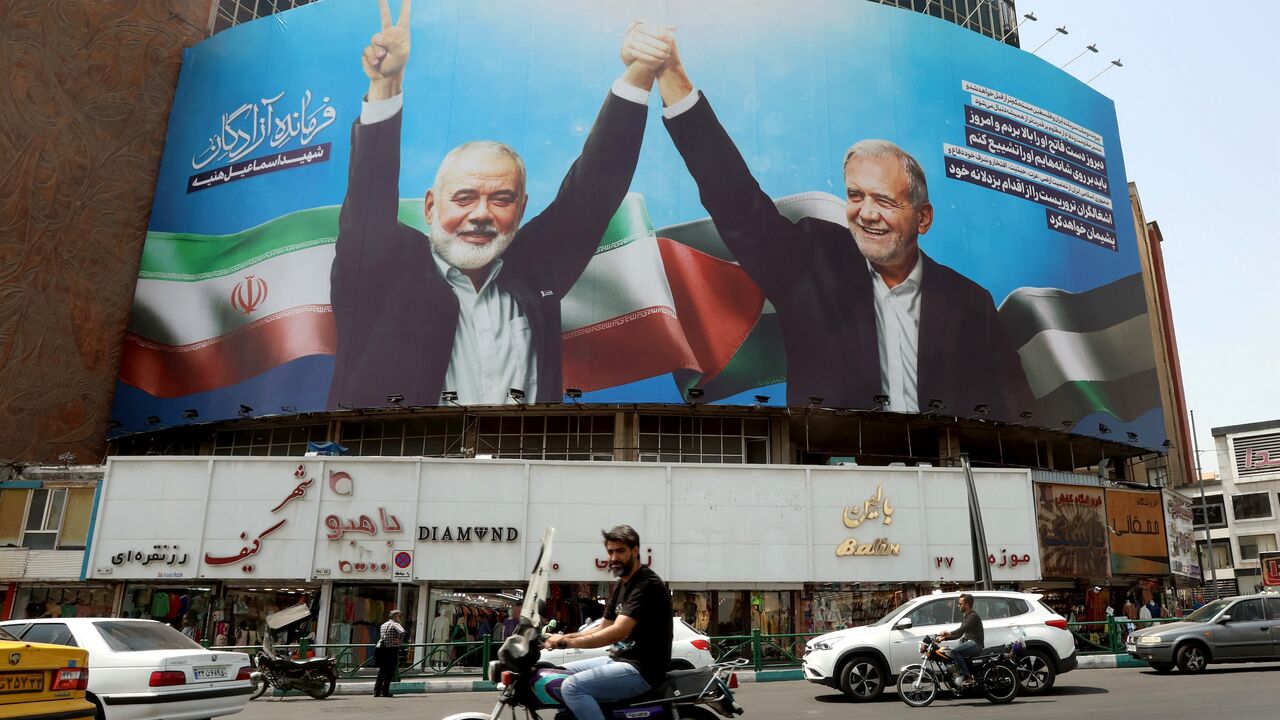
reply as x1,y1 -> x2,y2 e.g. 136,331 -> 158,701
953,610 -> 984,648
603,565 -> 673,686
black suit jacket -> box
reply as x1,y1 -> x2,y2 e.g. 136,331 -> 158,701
328,93 -> 647,408
663,94 -> 1036,420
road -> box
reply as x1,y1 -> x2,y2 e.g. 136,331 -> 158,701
237,663 -> 1279,719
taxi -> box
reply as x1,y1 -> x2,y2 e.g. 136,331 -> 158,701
0,625 -> 94,720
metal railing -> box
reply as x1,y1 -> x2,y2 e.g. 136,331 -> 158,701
1066,617 -> 1181,655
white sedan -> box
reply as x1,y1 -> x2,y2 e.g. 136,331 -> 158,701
538,617 -> 715,670
0,618 -> 252,720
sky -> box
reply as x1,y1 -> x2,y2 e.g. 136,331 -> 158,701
1024,0 -> 1280,471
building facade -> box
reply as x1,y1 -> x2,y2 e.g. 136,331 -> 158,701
1207,419 -> 1280,596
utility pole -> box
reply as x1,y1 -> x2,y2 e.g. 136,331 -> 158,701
1190,410 -> 1219,600
960,454 -> 992,590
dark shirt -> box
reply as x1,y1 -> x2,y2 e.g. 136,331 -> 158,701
603,565 -> 673,686
951,610 -> 984,648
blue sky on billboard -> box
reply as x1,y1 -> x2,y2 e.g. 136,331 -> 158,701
1029,0 -> 1280,471
115,0 -> 1237,453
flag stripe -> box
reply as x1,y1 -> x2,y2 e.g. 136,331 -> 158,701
675,314 -> 786,402
562,306 -> 699,391
1033,368 -> 1163,423
118,306 -> 336,398
560,235 -> 676,330
1017,314 -> 1155,399
656,192 -> 845,262
129,245 -> 335,345
999,273 -> 1146,344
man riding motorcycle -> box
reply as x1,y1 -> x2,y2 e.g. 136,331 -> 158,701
937,593 -> 983,687
543,525 -> 673,720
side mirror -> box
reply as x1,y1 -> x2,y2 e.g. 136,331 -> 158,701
1218,615 -> 1232,624
894,618 -> 914,631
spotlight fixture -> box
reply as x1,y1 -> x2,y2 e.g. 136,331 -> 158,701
145,416 -> 161,425
440,391 -> 459,405
926,398 -> 946,414
1019,410 -> 1034,422
1098,423 -> 1112,434
508,388 -> 525,403
1161,439 -> 1173,449
1061,419 -> 1076,430
966,403 -> 990,419
753,395 -> 770,405
807,396 -> 824,408
337,402 -> 354,410
281,404 -> 297,413
238,404 -> 253,417
871,394 -> 891,411
182,409 -> 199,419
1126,432 -> 1138,442
687,388 -> 705,400
386,393 -> 404,405
565,388 -> 583,399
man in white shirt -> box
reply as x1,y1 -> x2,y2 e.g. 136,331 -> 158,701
650,32 -> 1036,420
329,0 -> 673,409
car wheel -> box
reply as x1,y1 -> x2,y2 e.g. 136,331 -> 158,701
1149,661 -> 1174,674
1176,643 -> 1208,674
1016,650 -> 1056,694
838,655 -> 885,702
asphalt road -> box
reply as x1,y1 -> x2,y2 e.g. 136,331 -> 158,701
238,663 -> 1280,719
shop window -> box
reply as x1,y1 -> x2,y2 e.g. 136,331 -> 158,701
638,415 -> 770,464
476,415 -> 615,461
1191,496 -> 1227,529
20,623 -> 76,647
216,586 -> 319,648
343,416 -> 465,457
13,586 -> 114,620
213,424 -> 327,456
121,584 -> 218,644
1232,492 -> 1274,521
1238,533 -> 1277,561
330,584 -> 417,668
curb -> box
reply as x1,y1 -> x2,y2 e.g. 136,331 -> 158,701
304,658 -> 1139,696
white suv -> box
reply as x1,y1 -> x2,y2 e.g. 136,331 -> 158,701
802,591 -> 1076,702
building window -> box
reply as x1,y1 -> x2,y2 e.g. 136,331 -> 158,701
0,487 -> 97,550
476,415 -> 615,461
1191,496 -> 1228,529
637,416 -> 770,464
1145,466 -> 1168,487
343,417 -> 465,457
213,424 -> 327,456
1196,540 -> 1232,571
1238,533 -> 1277,562
1231,492 -> 1274,521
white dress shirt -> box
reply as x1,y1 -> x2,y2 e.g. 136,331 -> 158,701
868,257 -> 923,413
358,79 -> 656,405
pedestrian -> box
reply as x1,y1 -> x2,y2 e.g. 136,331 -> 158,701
374,609 -> 405,698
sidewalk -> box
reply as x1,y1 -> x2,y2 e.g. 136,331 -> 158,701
296,658 -> 1141,696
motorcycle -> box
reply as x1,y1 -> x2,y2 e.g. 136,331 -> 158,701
249,606 -> 338,700
442,528 -> 746,720
894,633 -> 1021,707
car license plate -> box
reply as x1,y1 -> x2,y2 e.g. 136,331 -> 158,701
194,666 -> 228,680
1125,644 -> 1136,653
0,671 -> 44,694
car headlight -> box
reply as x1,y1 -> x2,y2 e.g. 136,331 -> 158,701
1138,635 -> 1162,645
809,641 -> 832,652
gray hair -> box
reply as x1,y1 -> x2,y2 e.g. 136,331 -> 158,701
602,525 -> 640,549
842,139 -> 929,208
433,140 -> 527,195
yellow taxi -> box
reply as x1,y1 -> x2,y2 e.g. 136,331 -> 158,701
0,625 -> 95,720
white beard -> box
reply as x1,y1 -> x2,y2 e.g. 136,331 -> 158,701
430,218 -> 517,271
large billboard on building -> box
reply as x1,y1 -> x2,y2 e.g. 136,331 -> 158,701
1161,489 -> 1200,581
1035,483 -> 1110,579
1104,488 -> 1169,576
84,457 -> 1040,584
111,0 -> 1163,448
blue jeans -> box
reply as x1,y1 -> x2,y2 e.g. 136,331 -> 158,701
560,656 -> 650,720
950,639 -> 980,680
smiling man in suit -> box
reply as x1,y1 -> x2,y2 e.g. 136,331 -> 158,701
328,1 -> 672,408
650,35 -> 1036,420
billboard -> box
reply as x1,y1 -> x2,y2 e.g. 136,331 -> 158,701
1105,488 -> 1169,576
1262,551 -> 1280,588
111,0 -> 1164,447
1162,489 -> 1201,581
1036,483 -> 1110,579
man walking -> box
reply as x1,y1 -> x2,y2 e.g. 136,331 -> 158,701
374,608 -> 405,698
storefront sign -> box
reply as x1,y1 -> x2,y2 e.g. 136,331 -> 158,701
836,537 -> 900,557
1233,431 -> 1280,480
417,526 -> 519,542
1162,489 -> 1201,581
1261,551 -> 1280,587
835,486 -> 899,556
1036,483 -> 1111,579
109,544 -> 190,567
1105,488 -> 1169,576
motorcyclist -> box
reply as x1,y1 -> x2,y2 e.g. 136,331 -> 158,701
937,593 -> 983,687
543,525 -> 673,720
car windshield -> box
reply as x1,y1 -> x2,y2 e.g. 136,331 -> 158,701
1183,599 -> 1231,623
93,621 -> 203,652
869,600 -> 917,626
0,626 -> 16,642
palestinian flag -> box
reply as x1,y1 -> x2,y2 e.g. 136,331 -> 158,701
999,273 -> 1160,422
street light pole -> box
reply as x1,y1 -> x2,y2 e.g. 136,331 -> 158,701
1190,410 -> 1219,600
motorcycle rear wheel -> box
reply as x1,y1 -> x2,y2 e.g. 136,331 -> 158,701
249,676 -> 269,701
981,663 -> 1019,704
896,665 -> 938,707
305,671 -> 337,699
